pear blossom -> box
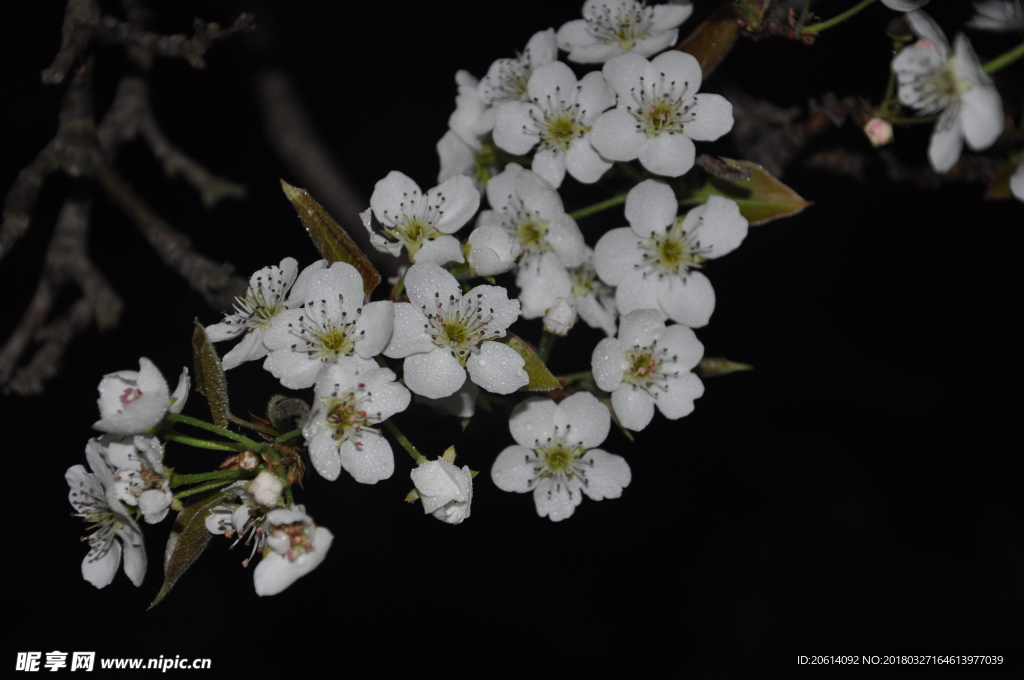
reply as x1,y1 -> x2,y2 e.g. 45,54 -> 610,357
893,10 -> 1004,172
967,0 -> 1024,31
66,442 -> 146,588
249,471 -> 284,508
254,506 -> 333,596
543,297 -> 577,336
362,171 -> 480,265
438,71 -> 493,187
384,263 -> 526,399
491,392 -> 630,521
1010,161 -> 1024,202
864,117 -> 895,147
303,362 -> 411,483
90,435 -> 173,524
93,358 -> 189,435
479,28 -> 558,114
466,225 -> 522,276
569,247 -> 618,336
590,50 -> 734,177
492,61 -> 616,188
557,0 -> 693,64
206,258 -> 326,370
410,455 -> 473,524
594,180 -> 748,328
262,262 -> 394,389
592,309 -> 704,431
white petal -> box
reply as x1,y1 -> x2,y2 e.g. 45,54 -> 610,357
308,431 -> 342,481
412,234 -> 465,265
370,171 -> 422,226
431,174 -> 481,234
404,262 -> 461,310
340,432 -> 395,484
928,108 -> 964,173
254,526 -> 333,596
509,397 -> 557,448
906,10 -> 950,57
557,19 -> 597,53
639,133 -> 696,177
682,195 -> 749,258
493,102 -> 540,155
618,308 -> 668,347
591,338 -> 628,392
956,37 -> 1003,151
384,303 -> 435,359
403,348 -> 467,399
566,136 -> 613,184
650,2 -> 694,31
82,541 -> 120,589
353,300 -> 394,359
532,146 -> 567,188
466,341 -> 528,394
484,162 -> 524,211
590,109 -> 645,161
527,61 -> 578,102
594,227 -> 644,285
1010,162 -> 1024,202
625,179 -> 678,236
659,324 -> 705,370
532,479 -> 583,521
491,445 -> 538,492
632,30 -> 680,59
555,391 -> 610,449
651,50 -> 703,95
580,449 -> 631,501
611,384 -> 656,431
470,284 -> 521,333
576,71 -> 617,123
685,94 -> 734,141
219,331 -> 266,371
570,44 -> 627,65
517,253 -> 572,318
657,271 -> 715,327
120,529 -> 146,587
655,371 -> 705,420
262,347 -> 322,390
614,270 -> 667,318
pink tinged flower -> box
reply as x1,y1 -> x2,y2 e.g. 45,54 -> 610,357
93,435 -> 173,524
557,0 -> 693,64
363,171 -> 480,265
492,61 -> 616,188
893,11 -> 1004,173
253,506 -> 333,596
864,118 -> 895,147
206,258 -> 326,370
93,358 -> 189,435
590,50 -> 734,177
593,179 -> 748,327
66,443 -> 146,588
303,362 -> 410,483
262,262 -> 394,390
383,263 -> 526,399
592,309 -> 704,431
491,392 -> 630,521
410,458 -> 473,524
967,1 -> 1024,32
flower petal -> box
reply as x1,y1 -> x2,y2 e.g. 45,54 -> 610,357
638,133 -> 696,177
594,227 -> 644,285
625,179 -> 678,236
466,340 -> 528,394
655,371 -> 705,420
491,445 -> 538,492
555,391 -> 610,449
509,397 -> 557,448
340,432 -> 395,484
590,109 -> 645,161
657,271 -> 715,328
580,449 -> 631,500
592,338 -> 628,392
611,384 -> 656,431
685,94 -> 734,141
403,348 -> 467,399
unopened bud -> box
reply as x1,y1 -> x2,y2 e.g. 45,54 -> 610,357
543,297 -> 577,336
863,118 -> 894,147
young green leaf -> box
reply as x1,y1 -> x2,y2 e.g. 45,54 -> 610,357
191,319 -> 230,428
684,159 -> 811,225
496,334 -> 559,392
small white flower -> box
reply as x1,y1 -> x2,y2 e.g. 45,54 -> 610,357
66,443 -> 146,588
479,28 -> 559,111
491,392 -> 630,521
893,10 -> 1004,172
543,297 -> 577,336
467,225 -> 522,277
206,258 -> 326,370
557,0 -> 693,64
438,71 -> 493,188
254,506 -> 333,597
593,180 -> 748,327
590,50 -> 733,177
363,171 -> 480,265
384,263 -> 526,398
249,471 -> 284,508
569,247 -> 618,337
303,362 -> 411,483
93,358 -> 188,435
592,309 -> 704,431
90,435 -> 173,524
967,0 -> 1024,31
410,456 -> 473,524
493,61 -> 616,188
881,0 -> 929,10
262,262 -> 394,389
1010,160 -> 1024,202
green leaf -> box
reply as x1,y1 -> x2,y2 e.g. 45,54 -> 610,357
695,357 -> 753,378
280,180 -> 381,297
148,490 -> 231,609
497,334 -> 559,392
191,319 -> 230,428
684,158 -> 811,225
676,2 -> 739,78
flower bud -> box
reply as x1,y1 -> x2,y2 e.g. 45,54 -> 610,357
410,457 -> 473,525
863,117 -> 894,147
543,297 -> 577,336
467,225 -> 522,276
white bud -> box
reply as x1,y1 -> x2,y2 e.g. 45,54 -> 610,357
467,225 -> 522,276
543,297 -> 577,336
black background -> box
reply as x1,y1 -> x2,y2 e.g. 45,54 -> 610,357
2,1 -> 1021,676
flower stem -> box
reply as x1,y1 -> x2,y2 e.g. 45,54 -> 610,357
382,419 -> 428,465
162,433 -> 248,452
165,412 -> 260,448
569,194 -> 627,220
984,41 -> 1024,75
230,414 -> 277,436
801,0 -> 876,34
558,371 -> 593,383
889,114 -> 940,125
174,479 -> 240,501
275,428 -> 303,444
171,468 -> 252,488
538,331 -> 557,363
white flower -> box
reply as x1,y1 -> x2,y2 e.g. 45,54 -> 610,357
1010,160 -> 1024,202
479,28 -> 558,112
592,309 -> 704,431
467,225 -> 522,276
93,358 -> 189,435
90,435 -> 173,524
593,180 -> 748,327
254,506 -> 333,597
410,456 -> 473,524
967,0 -> 1024,31
205,258 -> 326,370
363,171 -> 480,265
66,443 -> 146,588
569,247 -> 618,336
262,262 -> 394,389
557,0 -> 693,64
493,61 -> 616,188
438,71 -> 493,188
384,263 -> 526,398
543,297 -> 577,336
590,50 -> 734,177
881,0 -> 929,10
248,471 -> 284,507
491,392 -> 630,521
893,11 -> 1004,172
303,362 -> 411,483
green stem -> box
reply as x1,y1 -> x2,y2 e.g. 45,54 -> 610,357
275,428 -> 303,444
802,0 -> 876,34
615,160 -> 648,183
569,194 -> 627,220
164,412 -> 259,448
538,331 -> 557,363
983,41 -> 1024,75
161,433 -> 247,452
174,479 -> 240,501
889,114 -> 940,125
382,419 -> 428,465
559,371 -> 593,382
230,413 -> 277,436
171,468 -> 253,488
